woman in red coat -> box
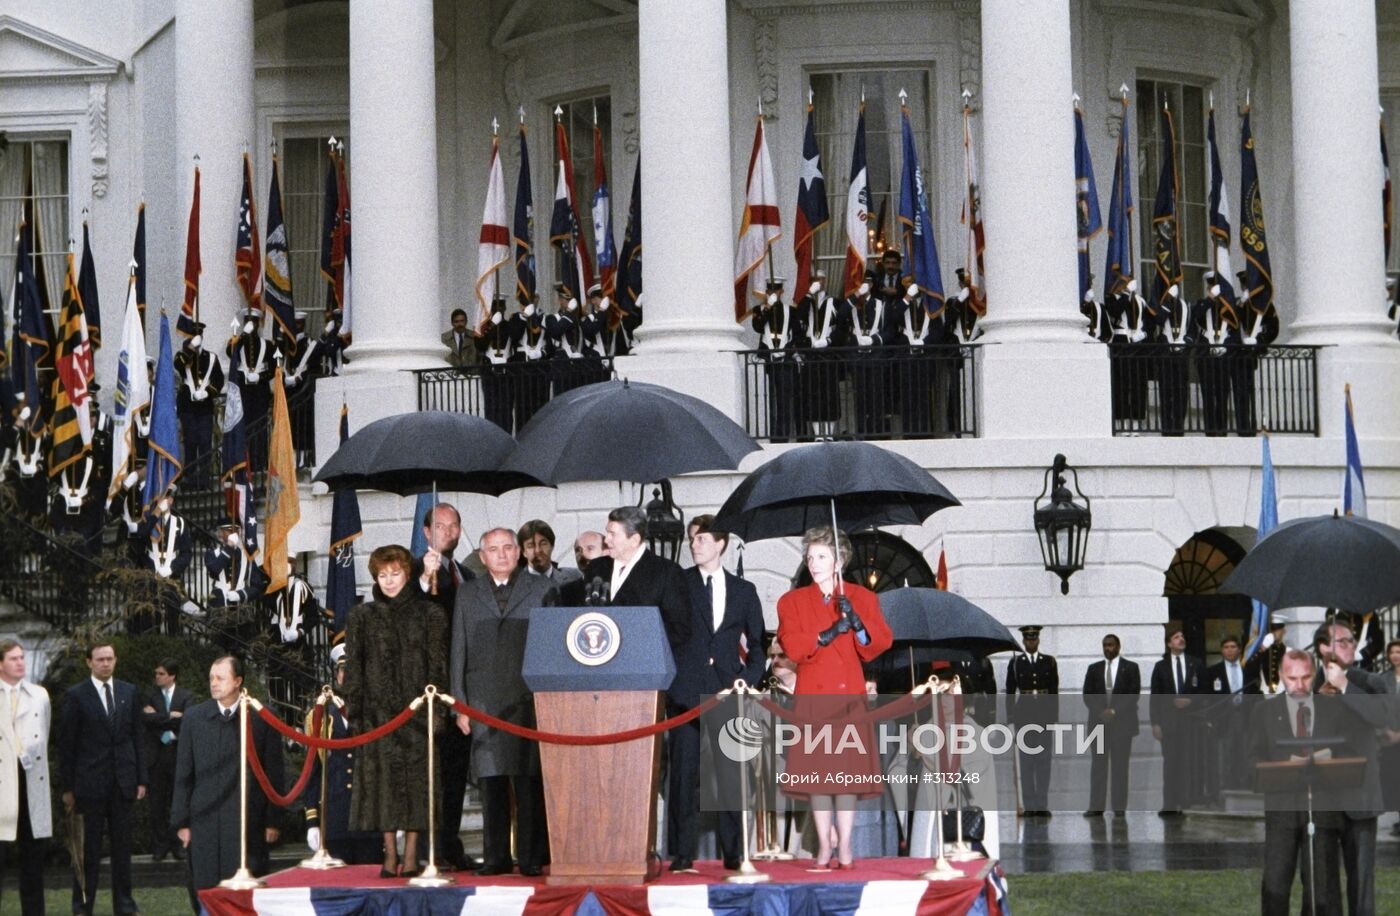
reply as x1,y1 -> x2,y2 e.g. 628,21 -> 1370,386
776,526 -> 892,870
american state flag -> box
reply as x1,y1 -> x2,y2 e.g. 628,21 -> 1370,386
734,115 -> 781,322
178,166 -> 202,337
793,103 -> 830,299
236,153 -> 264,320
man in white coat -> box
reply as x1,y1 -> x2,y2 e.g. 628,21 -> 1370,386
0,639 -> 52,915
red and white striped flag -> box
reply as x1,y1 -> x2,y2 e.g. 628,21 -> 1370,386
733,115 -> 781,322
475,133 -> 510,331
961,102 -> 987,314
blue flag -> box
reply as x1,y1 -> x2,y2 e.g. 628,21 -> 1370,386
78,222 -> 102,350
514,123 -> 536,304
1103,99 -> 1135,297
1074,107 -> 1103,298
897,105 -> 944,307
1238,109 -> 1273,312
1244,434 -> 1278,661
410,491 -> 434,557
1150,103 -> 1182,309
326,405 -> 363,634
13,221 -> 48,432
616,159 -> 642,319
1343,386 -> 1367,518
142,313 -> 182,515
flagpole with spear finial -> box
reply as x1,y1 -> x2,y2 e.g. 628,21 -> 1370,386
492,116 -> 501,298
1118,84 -> 1135,281
758,98 -> 778,284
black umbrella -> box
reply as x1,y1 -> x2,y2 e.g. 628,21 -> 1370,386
1221,511 -> 1400,611
711,441 -> 960,542
314,411 -> 542,495
879,587 -> 1020,656
501,379 -> 759,484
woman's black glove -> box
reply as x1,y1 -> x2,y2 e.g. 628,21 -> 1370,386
816,615 -> 853,647
837,595 -> 866,635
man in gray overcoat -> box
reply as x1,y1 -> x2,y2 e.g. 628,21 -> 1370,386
451,527 -> 557,877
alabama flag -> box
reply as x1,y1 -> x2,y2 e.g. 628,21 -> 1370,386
475,134 -> 510,330
733,115 -> 781,323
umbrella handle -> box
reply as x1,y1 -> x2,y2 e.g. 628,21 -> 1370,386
430,565 -> 438,596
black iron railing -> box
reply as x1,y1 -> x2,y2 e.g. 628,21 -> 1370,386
1107,344 -> 1318,436
739,345 -> 978,442
414,359 -> 616,433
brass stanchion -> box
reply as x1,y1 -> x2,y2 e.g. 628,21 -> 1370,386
912,677 -> 959,882
409,686 -> 453,887
300,686 -> 346,870
723,681 -> 768,884
750,678 -> 794,862
219,689 -> 267,890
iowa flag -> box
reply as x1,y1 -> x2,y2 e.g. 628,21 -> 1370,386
734,115 -> 781,322
49,255 -> 94,477
843,106 -> 871,296
263,366 -> 300,593
179,167 -> 202,337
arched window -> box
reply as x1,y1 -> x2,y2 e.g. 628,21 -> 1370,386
791,530 -> 935,592
1164,527 -> 1247,595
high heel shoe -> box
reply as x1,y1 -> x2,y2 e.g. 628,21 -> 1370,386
379,863 -> 399,879
805,854 -> 834,873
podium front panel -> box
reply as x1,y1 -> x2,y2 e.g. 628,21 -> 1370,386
523,606 -> 676,692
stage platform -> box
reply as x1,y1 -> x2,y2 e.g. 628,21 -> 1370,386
200,857 -> 1008,915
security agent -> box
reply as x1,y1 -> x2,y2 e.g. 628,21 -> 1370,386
1005,625 -> 1058,817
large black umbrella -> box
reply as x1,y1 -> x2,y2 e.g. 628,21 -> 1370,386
1221,511 -> 1400,611
879,587 -> 1020,656
501,379 -> 759,484
711,441 -> 960,542
314,411 -> 542,495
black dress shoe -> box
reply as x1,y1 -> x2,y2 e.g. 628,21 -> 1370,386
723,857 -> 741,870
475,862 -> 513,877
669,858 -> 697,873
520,865 -> 544,877
1113,810 -> 1127,818
171,847 -> 186,862
1082,810 -> 1103,818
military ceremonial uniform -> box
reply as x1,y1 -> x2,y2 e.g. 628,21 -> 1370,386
135,505 -> 193,634
1005,626 -> 1058,815
282,321 -> 325,466
175,329 -> 224,483
796,285 -> 847,437
476,308 -> 515,433
509,307 -> 550,429
1081,287 -> 1113,343
300,697 -> 380,864
943,272 -> 982,436
1107,285 -> 1149,425
751,283 -> 802,442
50,402 -> 111,556
892,290 -> 937,436
1191,279 -> 1239,437
1230,275 -> 1278,437
848,288 -> 889,436
1151,289 -> 1194,436
227,319 -> 275,471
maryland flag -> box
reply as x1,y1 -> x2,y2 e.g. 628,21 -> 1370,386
178,167 -> 202,337
49,255 -> 94,477
235,153 -> 263,318
263,366 -> 300,593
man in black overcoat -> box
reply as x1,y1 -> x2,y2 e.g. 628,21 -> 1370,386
1081,633 -> 1140,816
583,505 -> 693,652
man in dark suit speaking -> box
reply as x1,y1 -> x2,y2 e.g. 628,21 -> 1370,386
665,515 -> 766,872
57,643 -> 146,916
584,505 -> 692,651
1081,633 -> 1140,817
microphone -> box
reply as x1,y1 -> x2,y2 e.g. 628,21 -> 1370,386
1301,704 -> 1312,738
585,576 -> 608,607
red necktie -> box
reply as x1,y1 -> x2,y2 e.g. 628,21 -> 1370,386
1295,704 -> 1308,738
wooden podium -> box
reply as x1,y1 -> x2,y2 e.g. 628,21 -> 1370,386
523,607 -> 676,886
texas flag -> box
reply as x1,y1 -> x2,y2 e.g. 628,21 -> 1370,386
733,115 -> 781,322
793,103 -> 830,298
475,134 -> 510,330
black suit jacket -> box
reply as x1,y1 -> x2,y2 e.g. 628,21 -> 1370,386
142,684 -> 194,763
58,678 -> 147,800
1082,657 -> 1141,735
585,551 -> 693,650
670,567 -> 766,707
1149,653 -> 1208,729
414,555 -> 476,617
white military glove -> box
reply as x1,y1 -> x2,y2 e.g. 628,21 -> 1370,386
1083,288 -> 1094,303
809,281 -> 822,296
857,334 -> 873,347
566,298 -> 578,312
600,296 -> 611,310
1261,632 -> 1275,650
1209,284 -> 1221,298
306,827 -> 321,851
857,282 -> 871,297
243,320 -> 256,335
192,389 -> 208,402
490,312 -> 502,325
190,335 -> 203,349
766,293 -> 778,306
524,303 -> 536,317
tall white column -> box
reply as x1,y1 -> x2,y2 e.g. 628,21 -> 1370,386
1288,0 -> 1400,436
635,0 -> 745,355
346,0 -> 442,371
974,0 -> 1109,439
175,0 -> 254,342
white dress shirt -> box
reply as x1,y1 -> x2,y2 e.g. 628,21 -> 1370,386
611,548 -> 646,597
700,568 -> 727,632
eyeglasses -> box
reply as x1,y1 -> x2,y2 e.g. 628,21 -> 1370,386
1332,637 -> 1356,646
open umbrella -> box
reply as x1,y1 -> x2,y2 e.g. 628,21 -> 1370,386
314,411 -> 542,495
1221,511 -> 1400,611
711,441 -> 960,542
879,587 -> 1020,656
501,379 -> 759,484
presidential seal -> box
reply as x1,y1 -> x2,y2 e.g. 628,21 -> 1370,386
566,611 -> 621,666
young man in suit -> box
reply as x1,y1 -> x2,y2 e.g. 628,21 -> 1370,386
584,505 -> 692,651
57,643 -> 146,916
141,659 -> 193,862
1206,634 -> 1253,791
665,515 -> 767,872
451,527 -> 558,877
1149,624 -> 1206,816
1081,633 -> 1140,816
0,640 -> 51,916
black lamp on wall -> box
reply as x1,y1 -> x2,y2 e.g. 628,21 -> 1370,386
1033,454 -> 1092,595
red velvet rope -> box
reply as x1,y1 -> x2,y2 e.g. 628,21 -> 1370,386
447,695 -> 722,745
247,706 -> 322,808
755,691 -> 933,727
256,701 -> 418,750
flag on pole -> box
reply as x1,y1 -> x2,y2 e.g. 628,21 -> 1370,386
843,106 -> 871,297
476,133 -> 510,331
1244,433 -> 1278,661
513,121 -> 537,306
1150,101 -> 1183,309
235,153 -> 263,323
108,264 -> 149,503
935,546 -> 949,591
132,202 -> 147,328
793,102 -> 830,299
264,155 -> 296,343
77,221 -> 102,350
49,255 -> 94,476
319,146 -> 340,311
1239,107 -> 1274,313
734,115 -> 782,322
1074,106 -> 1103,299
178,167 -> 202,337
326,405 -> 362,635
1104,95 -> 1135,297
220,382 -> 258,555
592,121 -> 616,299
13,221 -> 48,431
410,491 -> 434,557
898,101 -> 945,307
1343,385 -> 1367,518
263,366 -> 300,593
549,116 -> 594,303
336,150 -> 352,342
961,101 -> 987,314
1382,121 -> 1392,264
1206,106 -> 1235,292
141,313 -> 182,515
615,159 -> 643,322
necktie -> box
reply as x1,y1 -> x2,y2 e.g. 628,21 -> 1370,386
1229,663 -> 1240,693
1295,703 -> 1307,738
705,575 -> 714,620
103,681 -> 115,720
1105,661 -> 1114,691
224,707 -> 234,721
1175,656 -> 1185,694
494,581 -> 510,612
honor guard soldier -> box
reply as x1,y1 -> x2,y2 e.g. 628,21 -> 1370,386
1006,625 -> 1058,816
1231,269 -> 1277,436
751,277 -> 801,442
136,491 -> 194,634
797,270 -> 847,440
941,269 -> 982,435
1152,283 -> 1194,436
227,309 -> 275,470
593,288 -> 638,359
1107,278 -> 1149,429
847,278 -> 889,436
301,646 -> 380,865
316,307 -> 349,376
204,522 -> 269,649
267,560 -> 328,707
893,283 -> 936,436
1081,273 -> 1112,343
578,286 -> 611,384
281,313 -> 324,467
174,322 -> 224,484
1192,272 -> 1238,436
509,294 -> 550,429
477,296 -> 515,432
1244,613 -> 1289,694
546,282 -> 589,394
13,416 -> 47,519
50,385 -> 112,556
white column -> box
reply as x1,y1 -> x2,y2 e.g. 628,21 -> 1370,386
346,0 -> 442,371
175,0 -> 254,342
1288,0 -> 1400,437
973,0 -> 1108,439
635,0 -> 745,355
